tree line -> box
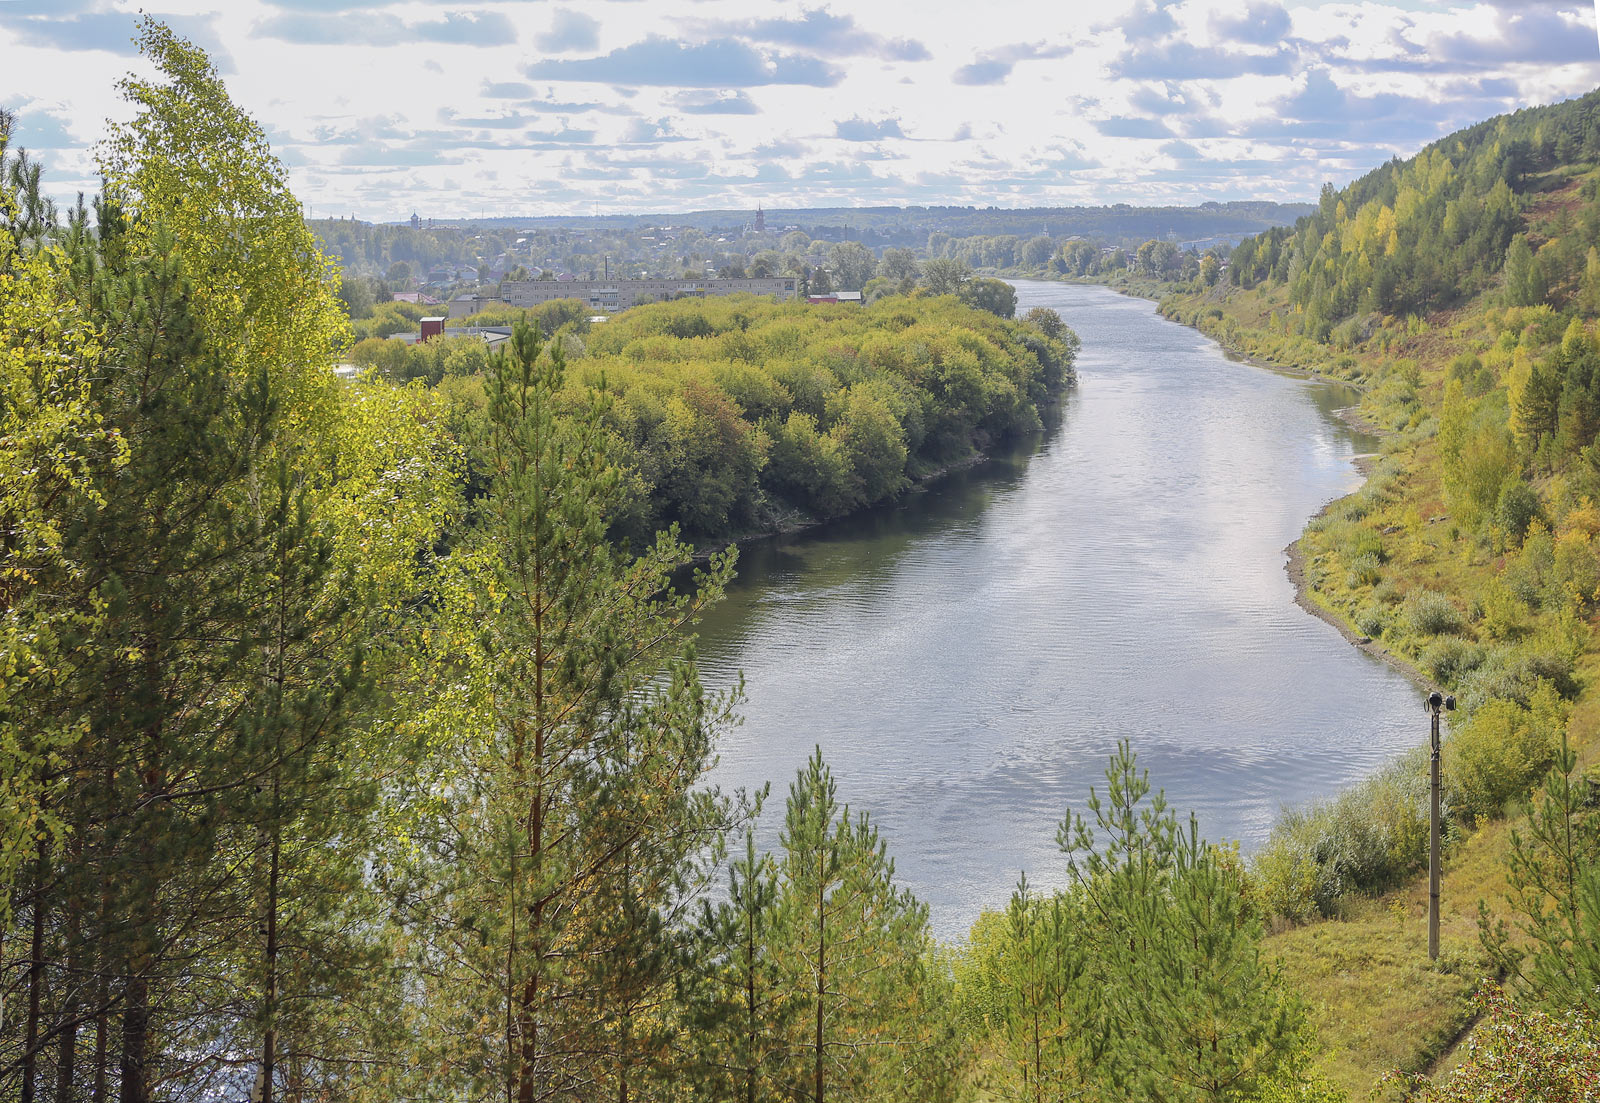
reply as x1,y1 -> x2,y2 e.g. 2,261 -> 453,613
351,286 -> 1069,545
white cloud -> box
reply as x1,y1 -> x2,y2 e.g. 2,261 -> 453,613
0,0 -> 1596,219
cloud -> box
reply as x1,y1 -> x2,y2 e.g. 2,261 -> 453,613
696,9 -> 928,61
483,81 -> 534,99
256,11 -> 514,47
1110,41 -> 1297,80
1093,116 -> 1175,139
535,9 -> 600,53
1129,83 -> 1215,117
953,60 -> 1013,86
4,103 -> 79,151
737,138 -> 810,160
525,36 -> 842,87
420,12 -> 517,46
670,90 -> 761,115
520,98 -> 636,116
1341,5 -> 1597,74
953,39 -> 1073,85
0,10 -> 235,69
0,0 -> 99,13
438,108 -> 539,130
1209,4 -> 1293,47
1104,0 -> 1178,42
584,151 -> 711,178
619,118 -> 687,144
0,10 -> 137,53
258,0 -> 395,8
1237,69 -> 1480,144
334,139 -> 470,167
1423,6 -> 1597,68
835,116 -> 905,141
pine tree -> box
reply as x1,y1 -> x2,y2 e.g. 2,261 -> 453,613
0,111 -> 114,1074
1000,876 -> 1082,1103
402,319 -> 736,1102
1054,742 -> 1304,1103
685,818 -> 792,1103
1479,734 -> 1600,1016
768,749 -> 944,1103
2,25 -> 453,1099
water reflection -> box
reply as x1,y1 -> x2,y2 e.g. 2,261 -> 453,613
696,281 -> 1418,940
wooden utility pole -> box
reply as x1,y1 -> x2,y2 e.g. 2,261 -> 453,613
1427,691 -> 1454,962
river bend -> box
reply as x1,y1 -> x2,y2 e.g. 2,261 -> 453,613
697,281 -> 1419,940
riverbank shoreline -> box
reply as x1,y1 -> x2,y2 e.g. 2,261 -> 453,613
1102,281 -> 1437,697
687,446 -> 1001,564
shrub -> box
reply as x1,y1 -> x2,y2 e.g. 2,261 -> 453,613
1496,478 -> 1543,543
1553,528 -> 1600,609
1382,986 -> 1600,1102
1445,684 -> 1565,823
1403,589 -> 1467,635
1372,579 -> 1402,606
1457,647 -> 1577,710
1424,636 -> 1487,685
1345,552 -> 1382,588
1355,605 -> 1386,638
1252,757 -> 1430,921
1337,524 -> 1385,564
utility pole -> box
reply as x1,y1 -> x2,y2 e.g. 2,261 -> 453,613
1427,690 -> 1455,961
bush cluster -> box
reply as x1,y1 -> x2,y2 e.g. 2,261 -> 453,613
436,294 -> 1076,542
1252,756 -> 1431,922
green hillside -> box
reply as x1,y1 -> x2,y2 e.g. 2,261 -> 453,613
1147,89 -> 1600,1096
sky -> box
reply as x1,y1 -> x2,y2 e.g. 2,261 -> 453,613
3,0 -> 1600,222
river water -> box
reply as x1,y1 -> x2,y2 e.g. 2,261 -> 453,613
696,280 -> 1419,941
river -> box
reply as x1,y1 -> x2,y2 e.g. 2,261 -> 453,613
696,280 -> 1420,941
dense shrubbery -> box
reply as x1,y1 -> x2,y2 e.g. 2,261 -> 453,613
1382,985 -> 1600,1103
429,294 -> 1076,542
1252,755 -> 1432,923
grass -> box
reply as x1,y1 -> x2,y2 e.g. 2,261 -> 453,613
1263,817 -> 1517,1098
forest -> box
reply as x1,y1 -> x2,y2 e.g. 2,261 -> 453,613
352,287 -> 1072,544
1143,89 -> 1600,1096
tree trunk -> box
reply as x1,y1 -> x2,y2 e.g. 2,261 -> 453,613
745,907 -> 757,1103
57,905 -> 81,1103
259,801 -> 280,1103
92,816 -> 111,1103
22,840 -> 48,1103
91,975 -> 108,1103
120,972 -> 149,1103
814,872 -> 825,1103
